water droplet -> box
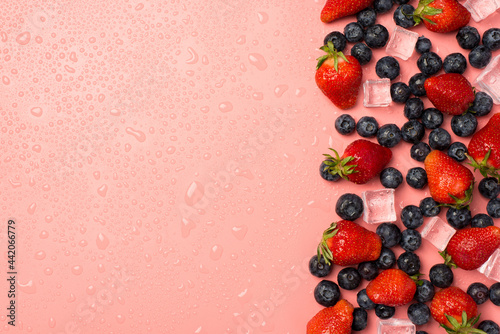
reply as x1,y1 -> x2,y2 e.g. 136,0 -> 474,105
257,12 -> 269,24
248,53 -> 268,71
186,47 -> 199,64
40,230 -> 49,239
16,32 -> 31,45
181,217 -> 196,238
35,251 -> 46,260
232,225 -> 248,240
32,145 -> 42,152
210,245 -> 223,260
96,233 -> 110,250
274,85 -> 289,97
236,35 -> 246,44
30,107 -> 43,117
18,280 -> 36,294
71,266 -> 83,275
97,184 -> 108,197
116,315 -> 125,324
125,127 -> 146,142
49,317 -> 56,328
185,181 -> 204,206
218,102 -> 233,113
27,202 -> 37,214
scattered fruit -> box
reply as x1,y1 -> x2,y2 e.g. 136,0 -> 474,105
424,73 -> 475,116
467,113 -> 500,180
307,299 -> 354,334
413,0 -> 470,33
320,0 -> 374,23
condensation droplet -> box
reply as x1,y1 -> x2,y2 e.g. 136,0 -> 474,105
210,245 -> 223,261
30,107 -> 43,117
97,184 -> 108,197
232,225 -> 248,240
96,233 -> 110,250
218,102 -> 233,113
125,127 -> 146,142
248,53 -> 268,71
16,31 -> 31,45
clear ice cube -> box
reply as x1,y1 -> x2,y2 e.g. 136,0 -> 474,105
378,319 -> 416,334
362,189 -> 396,224
421,216 -> 456,251
385,26 -> 419,60
477,248 -> 500,282
363,78 -> 391,108
463,0 -> 500,22
476,54 -> 500,104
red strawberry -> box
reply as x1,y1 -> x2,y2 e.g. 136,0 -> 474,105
323,139 -> 392,184
414,0 -> 470,33
315,42 -> 362,110
307,299 -> 354,334
424,73 -> 475,115
424,150 -> 474,207
443,226 -> 500,270
320,0 -> 373,23
365,269 -> 417,307
467,113 -> 500,180
318,220 -> 382,266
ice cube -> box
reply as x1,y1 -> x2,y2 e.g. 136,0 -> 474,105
378,319 -> 416,334
385,26 -> 419,60
476,54 -> 500,104
421,216 -> 456,251
363,78 -> 391,108
362,189 -> 396,224
477,248 -> 500,282
463,0 -> 500,22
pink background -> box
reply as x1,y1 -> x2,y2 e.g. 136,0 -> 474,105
1,0 -> 499,333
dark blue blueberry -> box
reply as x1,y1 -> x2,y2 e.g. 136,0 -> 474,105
358,261 -> 379,281
356,116 -> 379,138
351,43 -> 372,65
320,160 -> 341,182
376,223 -> 402,248
417,332 -> 429,334
380,167 -> 403,189
416,36 -> 432,54
377,124 -> 402,148
344,22 -> 364,43
336,193 -> 364,221
374,0 -> 394,13
335,114 -> 356,135
421,107 -> 443,129
446,207 -> 472,229
337,267 -> 362,290
309,255 -> 332,277
483,28 -> 500,51
391,82 -> 411,103
408,73 -> 427,96
471,213 -> 494,228
478,320 -> 500,334
393,0 -> 410,4
401,205 -> 424,229
375,304 -> 395,319
419,197 -> 441,217
357,288 -> 376,310
314,280 -> 341,307
487,198 -> 500,218
406,167 -> 427,189
451,112 -> 478,137
376,56 -> 400,80
414,279 -> 435,303
365,24 -> 389,49
407,303 -> 430,325
357,8 -> 377,27
393,4 -> 415,28
397,251 -> 420,275
469,45 -> 492,69
410,142 -> 431,162
429,263 -> 454,288
479,177 -> 500,200
417,52 -> 443,76
401,120 -> 425,144
456,26 -> 480,50
443,53 -> 467,74
352,308 -> 368,331
467,282 -> 489,305
323,31 -> 347,51
400,229 -> 422,252
448,142 -> 468,162
376,247 -> 396,269
404,97 -> 424,120
428,128 -> 451,150
491,282 -> 500,306
471,91 -> 493,117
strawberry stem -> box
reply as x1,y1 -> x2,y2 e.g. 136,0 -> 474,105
466,150 -> 500,182
439,250 -> 457,269
317,222 -> 339,265
440,311 -> 487,334
316,41 -> 349,71
413,0 -> 443,26
322,148 -> 358,181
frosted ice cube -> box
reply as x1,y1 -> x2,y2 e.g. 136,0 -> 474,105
421,216 -> 456,251
464,0 -> 500,22
385,26 -> 419,60
477,248 -> 500,282
476,54 -> 500,104
362,189 -> 396,224
378,319 -> 416,334
363,78 -> 391,107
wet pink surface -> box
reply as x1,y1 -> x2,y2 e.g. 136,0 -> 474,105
0,0 -> 499,333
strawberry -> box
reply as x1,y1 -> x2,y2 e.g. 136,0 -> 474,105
317,220 -> 382,265
424,150 -> 474,208
413,0 -> 470,33
307,299 -> 354,334
365,269 -> 418,307
424,73 -> 475,115
315,42 -> 362,110
320,0 -> 373,23
323,139 -> 392,184
467,113 -> 500,180
442,226 -> 500,270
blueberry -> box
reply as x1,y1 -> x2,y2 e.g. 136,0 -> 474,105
401,120 -> 425,144
358,261 -> 379,281
487,198 -> 500,218
419,197 -> 441,217
446,207 -> 472,229
447,142 -> 468,162
375,304 -> 395,319
376,247 -> 396,269
357,8 -> 377,28
421,107 -> 443,129
408,73 -> 427,96
391,82 -> 411,103
393,4 -> 415,28
406,167 -> 427,189
416,36 -> 432,54
478,320 -> 500,334
471,91 -> 493,117
483,28 -> 500,51
357,288 -> 376,310
335,114 -> 356,135
417,332 -> 429,334
356,116 -> 379,137
414,279 -> 435,303
407,303 -> 430,325
417,52 -> 443,76
393,0 -> 410,4
320,160 -> 341,182
337,267 -> 362,290
451,112 -> 477,137
309,255 -> 332,277
352,308 -> 368,331
323,31 -> 347,51
404,98 -> 424,120
471,213 -> 494,228
377,124 -> 402,148
380,167 -> 403,189
344,22 -> 364,43
429,263 -> 454,288
376,56 -> 400,80
467,282 -> 489,305
376,223 -> 402,248
336,193 -> 364,221
374,0 -> 394,13
443,53 -> 467,74
456,26 -> 480,50
351,43 -> 372,65
401,205 -> 424,229
478,177 -> 500,199
410,142 -> 431,162
428,128 -> 451,150
469,45 -> 492,69
314,280 -> 341,307
365,24 -> 389,49
400,229 -> 422,251
490,282 -> 500,306
397,251 -> 421,275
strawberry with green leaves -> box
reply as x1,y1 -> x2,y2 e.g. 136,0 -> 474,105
365,269 -> 418,307
414,0 -> 470,33
424,73 -> 475,115
467,113 -> 500,180
307,299 -> 354,334
320,0 -> 373,23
